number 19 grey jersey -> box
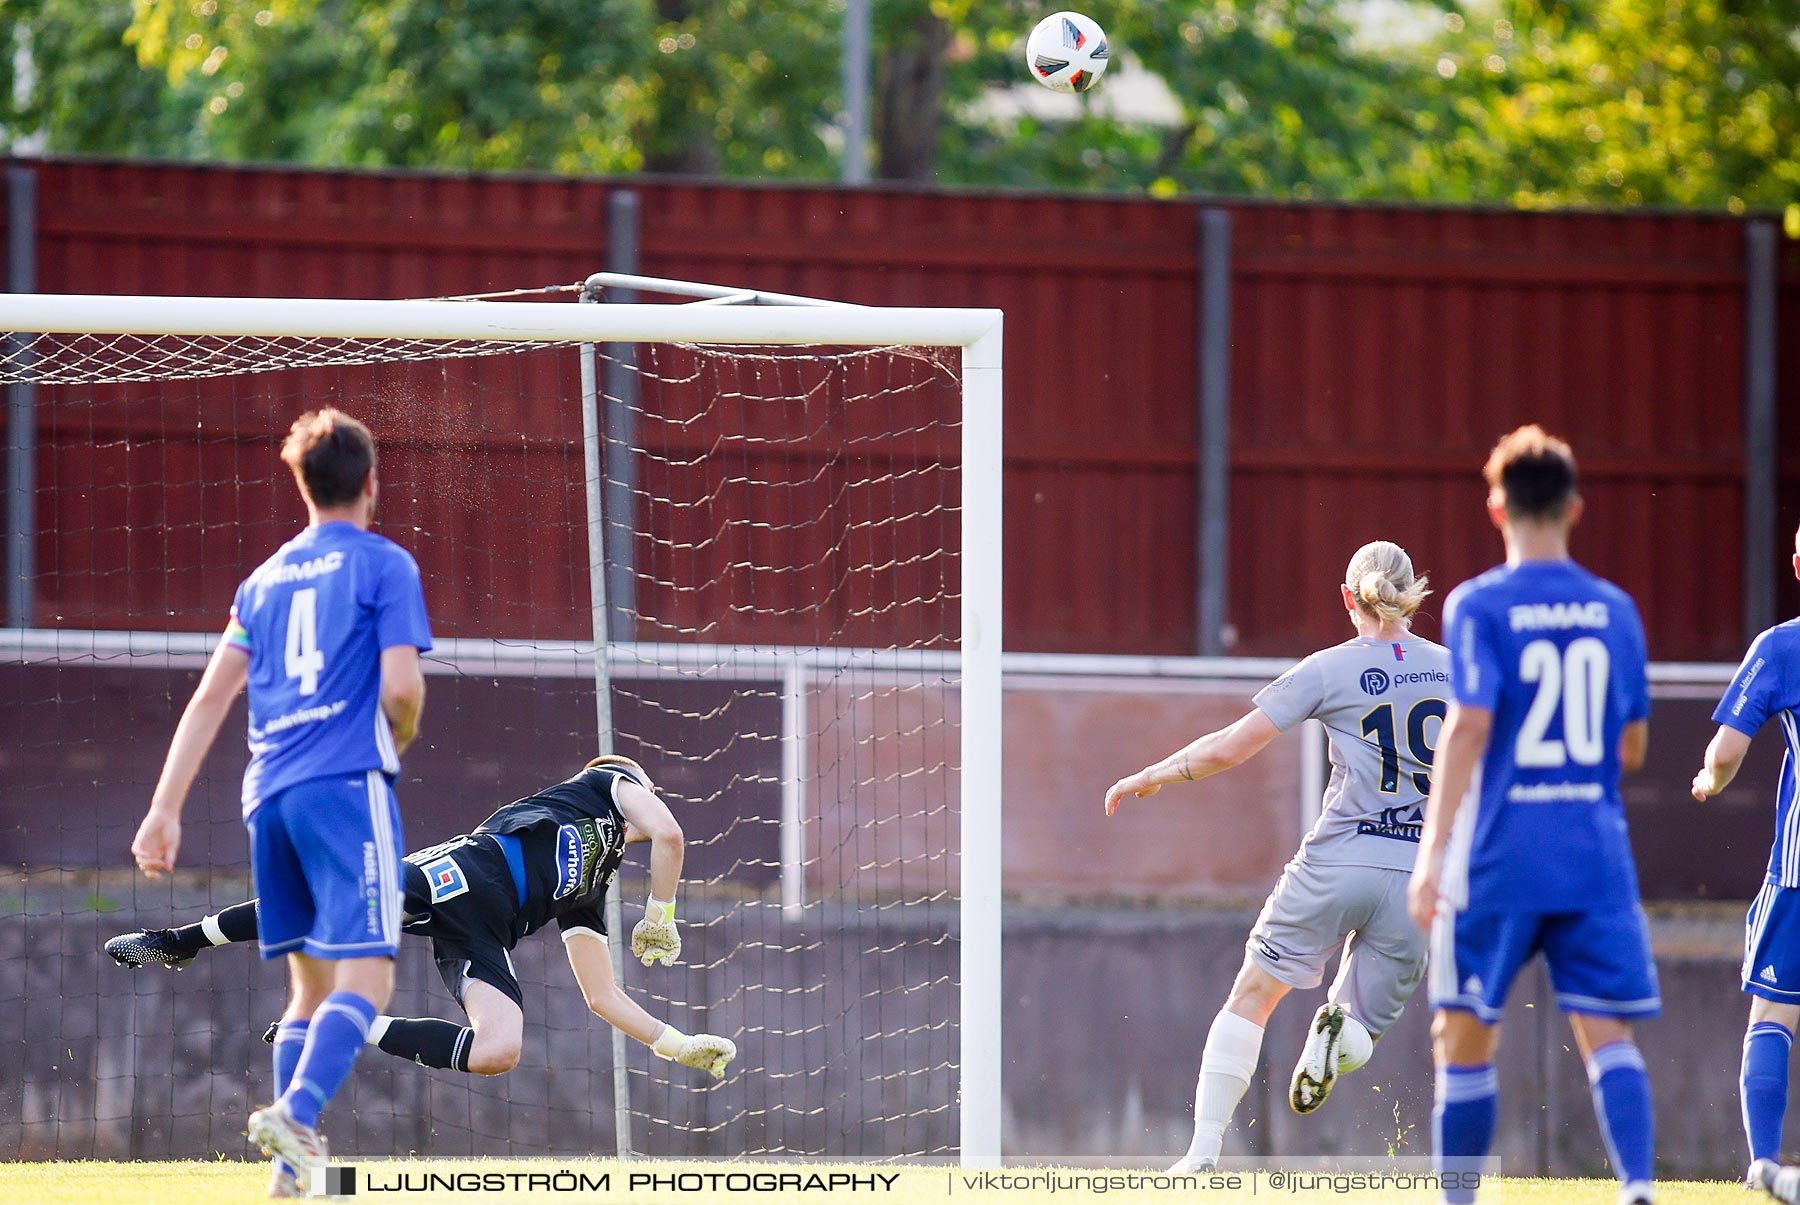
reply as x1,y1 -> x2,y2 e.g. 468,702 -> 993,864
1253,636 -> 1452,872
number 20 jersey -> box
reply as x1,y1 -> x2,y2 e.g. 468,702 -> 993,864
1441,560 -> 1650,915
227,520 -> 433,817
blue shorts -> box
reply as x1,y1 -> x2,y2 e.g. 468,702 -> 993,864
1743,883 -> 1800,1002
247,770 -> 405,961
1428,901 -> 1661,1023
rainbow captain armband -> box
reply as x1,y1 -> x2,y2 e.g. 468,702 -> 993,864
224,617 -> 252,653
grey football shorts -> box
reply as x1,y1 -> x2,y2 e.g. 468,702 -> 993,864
1245,855 -> 1427,1037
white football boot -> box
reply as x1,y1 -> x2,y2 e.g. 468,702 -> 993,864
1290,1002 -> 1346,1114
248,1099 -> 329,1182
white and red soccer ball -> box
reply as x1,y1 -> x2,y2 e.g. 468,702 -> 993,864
1025,11 -> 1110,94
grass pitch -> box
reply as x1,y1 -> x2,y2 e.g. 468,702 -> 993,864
0,1162 -> 1757,1205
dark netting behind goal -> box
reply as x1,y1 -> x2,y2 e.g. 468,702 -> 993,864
0,324 -> 962,1160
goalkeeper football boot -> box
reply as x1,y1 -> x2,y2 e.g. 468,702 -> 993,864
1754,1159 -> 1800,1205
104,928 -> 197,971
248,1099 -> 330,1177
1166,1154 -> 1216,1174
1289,1002 -> 1346,1114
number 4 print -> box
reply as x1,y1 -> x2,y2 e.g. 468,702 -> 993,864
285,587 -> 325,696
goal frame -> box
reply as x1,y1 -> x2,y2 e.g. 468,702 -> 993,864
0,286 -> 1005,1167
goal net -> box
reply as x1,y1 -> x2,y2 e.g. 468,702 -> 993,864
0,284 -> 1002,1164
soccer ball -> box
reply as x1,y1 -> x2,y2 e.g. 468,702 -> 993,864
1025,11 -> 1110,94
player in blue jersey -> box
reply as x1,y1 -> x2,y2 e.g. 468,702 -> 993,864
1691,523 -> 1800,1203
130,409 -> 431,1197
1408,427 -> 1656,1205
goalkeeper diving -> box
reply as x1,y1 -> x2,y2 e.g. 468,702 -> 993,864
108,755 -> 735,1081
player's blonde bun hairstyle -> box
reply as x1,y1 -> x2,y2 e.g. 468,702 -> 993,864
585,753 -> 653,792
1345,541 -> 1430,627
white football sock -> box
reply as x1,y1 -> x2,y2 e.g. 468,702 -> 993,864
1337,1010 -> 1375,1073
1185,1010 -> 1265,1164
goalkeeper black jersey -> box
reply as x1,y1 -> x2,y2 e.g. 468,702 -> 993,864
471,765 -> 631,943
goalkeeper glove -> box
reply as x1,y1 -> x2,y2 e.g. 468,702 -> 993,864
653,1024 -> 737,1080
631,894 -> 681,967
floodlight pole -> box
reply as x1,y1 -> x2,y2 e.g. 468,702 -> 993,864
841,0 -> 872,184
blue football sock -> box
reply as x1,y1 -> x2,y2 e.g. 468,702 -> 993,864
1587,1040 -> 1655,1187
1742,1022 -> 1792,1163
282,992 -> 378,1130
1433,1063 -> 1497,1205
270,1020 -> 308,1175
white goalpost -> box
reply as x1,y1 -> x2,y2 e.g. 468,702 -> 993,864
0,281 -> 1003,1166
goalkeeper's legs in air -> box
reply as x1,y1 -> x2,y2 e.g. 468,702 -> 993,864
352,978 -> 523,1075
106,899 -> 261,969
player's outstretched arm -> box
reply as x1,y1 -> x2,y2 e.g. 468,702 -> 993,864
1407,703 -> 1493,931
617,779 -> 685,967
563,930 -> 736,1079
1692,724 -> 1752,801
134,638 -> 250,879
1104,709 -> 1281,816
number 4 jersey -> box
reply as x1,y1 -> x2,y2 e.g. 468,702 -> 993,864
227,520 -> 433,816
1441,560 -> 1650,914
1254,635 -> 1452,872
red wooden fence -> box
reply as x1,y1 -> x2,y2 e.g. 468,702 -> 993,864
9,157 -> 1796,659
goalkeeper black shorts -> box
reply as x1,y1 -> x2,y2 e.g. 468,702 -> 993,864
401,835 -> 526,1009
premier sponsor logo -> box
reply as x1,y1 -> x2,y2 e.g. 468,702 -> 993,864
1391,670 -> 1450,686
1507,601 -> 1610,631
1360,668 -> 1390,696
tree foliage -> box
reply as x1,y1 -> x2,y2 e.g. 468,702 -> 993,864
1411,0 -> 1800,209
3,0 -> 1793,209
